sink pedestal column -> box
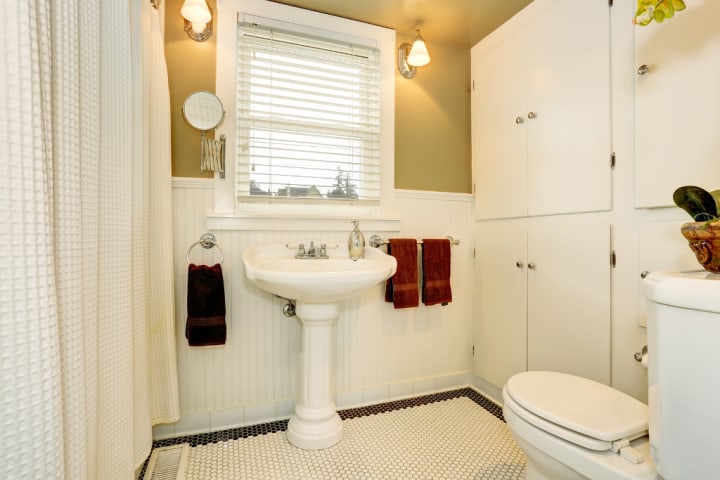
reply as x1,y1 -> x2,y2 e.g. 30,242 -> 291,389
286,301 -> 343,450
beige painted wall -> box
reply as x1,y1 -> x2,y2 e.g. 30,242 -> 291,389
394,33 -> 471,193
165,0 -> 472,193
166,0 -> 217,178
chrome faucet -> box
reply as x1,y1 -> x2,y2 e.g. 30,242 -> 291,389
295,241 -> 329,259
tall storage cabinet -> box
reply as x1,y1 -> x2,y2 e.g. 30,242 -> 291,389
472,0 -> 614,392
474,224 -> 612,390
471,0 -> 612,220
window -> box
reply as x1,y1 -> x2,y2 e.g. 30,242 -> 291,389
235,22 -> 381,203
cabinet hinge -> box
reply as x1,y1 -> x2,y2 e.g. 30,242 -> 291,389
472,345 -> 475,356
611,152 -> 616,169
473,247 -> 476,259
472,80 -> 475,91
611,250 -> 617,268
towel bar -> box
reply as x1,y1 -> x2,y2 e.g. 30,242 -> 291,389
369,235 -> 460,248
186,233 -> 224,265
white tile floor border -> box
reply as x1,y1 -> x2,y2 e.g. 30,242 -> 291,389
143,390 -> 527,480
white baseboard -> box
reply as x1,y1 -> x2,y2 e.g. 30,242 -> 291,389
469,374 -> 504,406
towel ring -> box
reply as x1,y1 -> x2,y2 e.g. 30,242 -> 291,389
186,233 -> 224,265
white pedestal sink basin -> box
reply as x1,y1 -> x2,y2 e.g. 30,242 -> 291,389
243,243 -> 396,450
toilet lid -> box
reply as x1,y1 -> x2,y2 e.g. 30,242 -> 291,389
505,371 -> 648,446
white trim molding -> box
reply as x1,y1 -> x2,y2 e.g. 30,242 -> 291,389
206,213 -> 401,232
172,177 -> 215,189
394,189 -> 474,203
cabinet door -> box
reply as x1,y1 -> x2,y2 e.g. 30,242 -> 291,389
472,33 -> 528,220
527,224 -> 611,384
635,2 -> 720,208
526,0 -> 611,216
474,225 -> 528,389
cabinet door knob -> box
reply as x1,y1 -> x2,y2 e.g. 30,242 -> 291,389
515,116 -> 524,124
527,262 -> 536,270
527,111 -> 537,119
516,261 -> 524,269
637,64 -> 649,76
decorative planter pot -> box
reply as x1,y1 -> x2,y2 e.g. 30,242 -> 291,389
681,221 -> 720,273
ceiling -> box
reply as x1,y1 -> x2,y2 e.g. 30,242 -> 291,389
268,0 -> 533,47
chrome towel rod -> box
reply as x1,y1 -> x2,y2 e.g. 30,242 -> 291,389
369,235 -> 460,248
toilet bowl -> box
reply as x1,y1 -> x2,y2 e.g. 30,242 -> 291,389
502,371 -> 659,480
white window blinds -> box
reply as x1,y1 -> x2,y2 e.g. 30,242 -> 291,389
235,21 -> 382,203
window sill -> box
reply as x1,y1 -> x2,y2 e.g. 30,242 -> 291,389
206,213 -> 401,232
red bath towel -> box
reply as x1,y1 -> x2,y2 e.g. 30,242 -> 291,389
385,238 -> 419,308
422,239 -> 452,306
186,263 -> 227,346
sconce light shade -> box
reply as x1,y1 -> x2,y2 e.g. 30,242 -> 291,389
181,0 -> 213,41
397,29 -> 431,79
407,31 -> 430,67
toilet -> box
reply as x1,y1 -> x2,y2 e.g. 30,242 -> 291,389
502,271 -> 720,479
503,371 -> 657,479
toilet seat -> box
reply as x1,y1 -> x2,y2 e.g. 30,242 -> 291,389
504,371 -> 649,456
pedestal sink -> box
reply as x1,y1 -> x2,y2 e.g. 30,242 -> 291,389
243,243 -> 397,449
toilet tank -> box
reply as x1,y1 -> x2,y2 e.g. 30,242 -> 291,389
641,271 -> 720,480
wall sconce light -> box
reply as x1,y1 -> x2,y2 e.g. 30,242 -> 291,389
397,29 -> 431,79
181,0 -> 213,42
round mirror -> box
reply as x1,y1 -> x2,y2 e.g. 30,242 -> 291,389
182,91 -> 225,131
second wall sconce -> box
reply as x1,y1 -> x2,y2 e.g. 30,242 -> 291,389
181,0 -> 213,42
397,29 -> 431,79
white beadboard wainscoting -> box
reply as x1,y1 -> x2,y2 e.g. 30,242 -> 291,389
155,179 -> 475,438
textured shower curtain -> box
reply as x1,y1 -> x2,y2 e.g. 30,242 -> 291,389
0,1 -> 179,478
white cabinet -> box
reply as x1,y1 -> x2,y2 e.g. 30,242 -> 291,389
474,225 -> 528,389
474,223 -> 611,389
471,0 -> 611,220
635,2 -> 720,208
472,33 -> 526,219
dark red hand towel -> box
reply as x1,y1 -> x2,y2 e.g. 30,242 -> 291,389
186,263 -> 227,346
385,238 -> 419,308
422,239 -> 452,306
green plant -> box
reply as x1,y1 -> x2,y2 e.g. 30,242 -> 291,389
673,186 -> 719,222
634,0 -> 686,26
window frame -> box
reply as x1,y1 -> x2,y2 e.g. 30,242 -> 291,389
214,0 -> 395,216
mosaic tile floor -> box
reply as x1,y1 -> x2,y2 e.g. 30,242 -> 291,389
145,388 -> 526,480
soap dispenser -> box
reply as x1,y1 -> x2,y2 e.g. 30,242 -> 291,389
348,220 -> 365,260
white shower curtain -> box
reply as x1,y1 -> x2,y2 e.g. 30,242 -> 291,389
147,0 -> 181,427
0,0 -> 179,478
